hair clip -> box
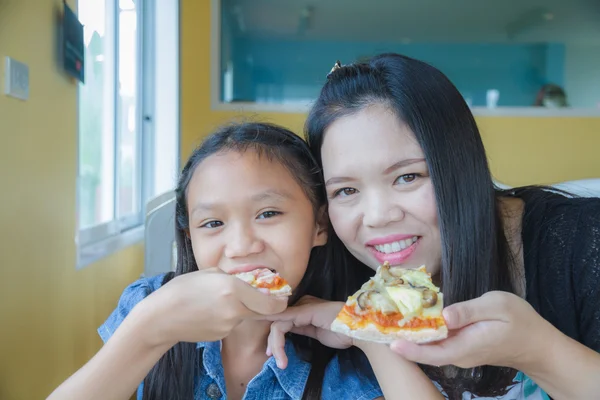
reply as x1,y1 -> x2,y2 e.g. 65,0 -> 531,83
327,60 -> 342,78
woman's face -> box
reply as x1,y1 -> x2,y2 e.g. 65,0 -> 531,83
321,104 -> 442,275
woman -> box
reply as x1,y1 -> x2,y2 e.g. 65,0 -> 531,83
267,54 -> 600,399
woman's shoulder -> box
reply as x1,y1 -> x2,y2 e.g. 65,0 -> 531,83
98,274 -> 168,344
518,188 -> 600,350
321,350 -> 383,400
519,188 -> 600,259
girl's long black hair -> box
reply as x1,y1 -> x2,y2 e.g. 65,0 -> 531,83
305,53 -> 518,398
142,122 -> 374,400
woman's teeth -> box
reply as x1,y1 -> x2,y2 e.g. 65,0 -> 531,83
374,236 -> 418,254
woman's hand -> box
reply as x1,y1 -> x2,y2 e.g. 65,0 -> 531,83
264,296 -> 353,368
143,268 -> 289,347
266,296 -> 445,399
389,291 -> 553,371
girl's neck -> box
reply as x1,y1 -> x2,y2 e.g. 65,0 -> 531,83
221,320 -> 271,399
222,319 -> 271,356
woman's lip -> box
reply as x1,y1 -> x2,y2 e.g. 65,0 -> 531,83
365,234 -> 418,246
368,238 -> 419,265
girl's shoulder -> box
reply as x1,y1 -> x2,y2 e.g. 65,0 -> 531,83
98,274 -> 168,344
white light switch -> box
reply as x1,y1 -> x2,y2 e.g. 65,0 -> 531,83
4,56 -> 29,101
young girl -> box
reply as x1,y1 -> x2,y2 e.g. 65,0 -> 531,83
266,54 -> 600,400
46,122 -> 442,400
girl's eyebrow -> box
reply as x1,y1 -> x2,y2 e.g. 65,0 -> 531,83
249,189 -> 293,203
325,158 -> 425,187
190,189 -> 293,215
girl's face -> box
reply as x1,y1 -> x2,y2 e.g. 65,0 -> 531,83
321,104 -> 442,275
186,149 -> 327,290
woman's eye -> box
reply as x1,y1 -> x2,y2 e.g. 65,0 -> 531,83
394,174 -> 418,185
333,187 -> 358,198
200,220 -> 223,228
257,210 -> 281,219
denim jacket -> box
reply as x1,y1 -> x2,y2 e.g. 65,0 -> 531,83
98,274 -> 383,400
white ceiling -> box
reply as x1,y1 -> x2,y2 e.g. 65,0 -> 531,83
223,0 -> 600,44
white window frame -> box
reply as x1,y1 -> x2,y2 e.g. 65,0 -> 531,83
209,0 -> 600,117
76,0 -> 180,268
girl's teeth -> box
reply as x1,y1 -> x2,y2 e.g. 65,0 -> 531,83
374,237 -> 418,254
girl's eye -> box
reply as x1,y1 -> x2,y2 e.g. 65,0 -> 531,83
200,220 -> 223,229
394,174 -> 418,185
333,187 -> 358,198
257,210 -> 281,219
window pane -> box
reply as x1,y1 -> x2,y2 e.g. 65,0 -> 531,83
117,1 -> 141,218
219,0 -> 600,109
78,0 -> 116,229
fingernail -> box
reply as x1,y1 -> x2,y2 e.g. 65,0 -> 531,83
442,308 -> 452,324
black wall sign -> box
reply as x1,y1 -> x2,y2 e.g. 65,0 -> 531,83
63,3 -> 85,83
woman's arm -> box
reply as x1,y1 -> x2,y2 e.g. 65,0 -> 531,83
517,321 -> 600,400
390,291 -> 600,400
46,302 -> 171,400
356,341 -> 444,400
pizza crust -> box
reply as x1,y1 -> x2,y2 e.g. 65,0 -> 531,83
268,284 -> 292,296
331,318 -> 448,344
233,269 -> 292,296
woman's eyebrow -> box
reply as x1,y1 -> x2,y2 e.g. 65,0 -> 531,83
383,158 -> 425,174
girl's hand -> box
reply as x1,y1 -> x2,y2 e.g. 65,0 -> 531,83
142,268 -> 289,347
390,291 -> 553,371
264,296 -> 353,368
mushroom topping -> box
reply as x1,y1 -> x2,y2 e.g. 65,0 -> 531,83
421,289 -> 438,308
379,264 -> 405,285
357,290 -> 399,314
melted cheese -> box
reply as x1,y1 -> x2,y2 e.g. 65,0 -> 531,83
385,286 -> 423,317
399,268 -> 438,292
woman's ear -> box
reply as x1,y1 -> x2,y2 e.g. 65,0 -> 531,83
313,206 -> 329,246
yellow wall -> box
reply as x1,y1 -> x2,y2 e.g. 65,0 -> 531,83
0,2 -> 143,399
181,1 -> 600,187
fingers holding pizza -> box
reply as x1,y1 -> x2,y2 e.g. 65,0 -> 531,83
264,262 -> 451,368
265,296 -> 353,369
389,291 -> 552,370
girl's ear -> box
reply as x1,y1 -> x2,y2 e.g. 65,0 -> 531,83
313,206 -> 329,247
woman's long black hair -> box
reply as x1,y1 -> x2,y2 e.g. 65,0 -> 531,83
305,53 -> 517,398
142,122 -> 374,400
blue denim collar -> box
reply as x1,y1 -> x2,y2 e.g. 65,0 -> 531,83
196,339 -> 311,399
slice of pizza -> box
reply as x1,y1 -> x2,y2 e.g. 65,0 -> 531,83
234,268 -> 292,296
331,261 -> 448,344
